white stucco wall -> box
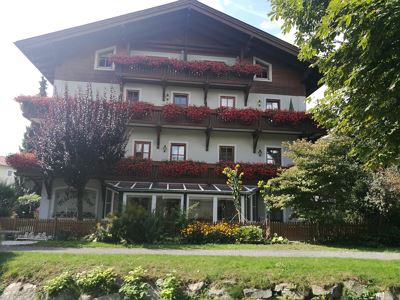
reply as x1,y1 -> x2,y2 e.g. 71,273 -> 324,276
0,165 -> 15,185
126,127 -> 295,166
39,178 -> 103,219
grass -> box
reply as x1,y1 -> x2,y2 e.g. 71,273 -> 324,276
34,240 -> 400,252
0,252 -> 400,290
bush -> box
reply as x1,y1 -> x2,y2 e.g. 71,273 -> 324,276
0,182 -> 16,217
269,233 -> 289,244
86,221 -> 119,243
75,267 -> 118,297
111,206 -> 166,244
14,193 -> 40,218
119,267 -> 149,300
158,273 -> 187,300
44,272 -> 79,298
236,225 -> 263,243
181,222 -> 239,244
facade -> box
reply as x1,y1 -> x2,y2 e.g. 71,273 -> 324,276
0,156 -> 15,185
15,0 -> 321,222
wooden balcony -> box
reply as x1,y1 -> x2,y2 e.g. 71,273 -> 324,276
115,64 -> 253,88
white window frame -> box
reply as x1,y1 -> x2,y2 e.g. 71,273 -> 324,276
124,88 -> 142,102
219,94 -> 237,108
171,91 -> 191,107
265,145 -> 282,166
217,144 -> 237,162
253,56 -> 272,82
94,46 -> 116,71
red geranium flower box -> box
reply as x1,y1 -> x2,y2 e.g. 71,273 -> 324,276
6,152 -> 39,170
159,160 -> 208,178
113,157 -> 152,177
131,102 -> 154,119
238,108 -> 261,125
186,105 -> 211,122
162,104 -> 186,121
216,107 -> 240,123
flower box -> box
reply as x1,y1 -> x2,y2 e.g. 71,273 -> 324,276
159,160 -> 208,178
6,152 -> 39,170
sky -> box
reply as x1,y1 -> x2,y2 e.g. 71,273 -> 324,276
0,0 -> 323,156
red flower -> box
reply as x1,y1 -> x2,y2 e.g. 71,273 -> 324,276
162,104 -> 186,121
113,157 -> 152,177
238,108 -> 261,125
186,105 -> 211,122
265,109 -> 311,125
216,107 -> 240,123
6,152 -> 39,170
15,95 -> 51,118
215,161 -> 278,181
132,102 -> 154,119
159,160 -> 208,178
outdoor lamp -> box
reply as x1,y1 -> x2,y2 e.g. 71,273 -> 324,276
258,149 -> 263,157
163,145 -> 167,152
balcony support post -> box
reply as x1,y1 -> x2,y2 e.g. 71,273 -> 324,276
203,83 -> 209,106
161,80 -> 167,102
252,129 -> 261,154
151,194 -> 157,213
205,127 -> 212,151
156,125 -> 162,149
213,196 -> 218,223
244,83 -> 252,107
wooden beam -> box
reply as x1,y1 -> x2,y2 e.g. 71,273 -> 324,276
156,125 -> 162,149
203,83 -> 209,106
205,127 -> 212,151
252,129 -> 261,154
244,82 -> 252,107
161,80 -> 167,102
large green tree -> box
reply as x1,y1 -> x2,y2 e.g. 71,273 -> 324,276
258,136 -> 370,222
269,0 -> 400,167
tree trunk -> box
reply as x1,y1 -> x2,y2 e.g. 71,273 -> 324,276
76,188 -> 84,221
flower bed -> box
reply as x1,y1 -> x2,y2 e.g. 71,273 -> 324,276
113,157 -> 152,177
181,221 -> 240,243
131,102 -> 154,119
186,105 -> 211,122
15,95 -> 51,118
110,54 -> 262,77
158,160 -> 208,178
161,104 -> 186,121
6,152 -> 39,170
216,161 -> 278,180
265,109 -> 311,125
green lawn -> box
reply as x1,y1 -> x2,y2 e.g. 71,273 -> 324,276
0,252 -> 399,290
34,240 -> 400,252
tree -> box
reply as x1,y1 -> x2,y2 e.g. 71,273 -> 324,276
269,0 -> 400,167
39,76 -> 48,97
0,182 -> 16,217
258,136 -> 369,223
31,87 -> 132,220
223,164 -> 244,223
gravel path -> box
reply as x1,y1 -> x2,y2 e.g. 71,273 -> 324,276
1,246 -> 400,260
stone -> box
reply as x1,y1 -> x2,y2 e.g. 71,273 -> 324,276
0,282 -> 36,300
188,281 -> 205,293
274,283 -> 295,293
311,285 -> 328,296
208,287 -> 225,297
148,285 -> 159,300
54,293 -> 79,300
243,288 -> 259,297
79,295 -> 92,300
251,289 -> 273,299
375,290 -> 400,300
95,294 -> 120,300
330,284 -> 343,300
343,280 -> 367,296
281,286 -> 310,300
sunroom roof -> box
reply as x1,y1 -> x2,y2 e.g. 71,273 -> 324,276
105,181 -> 258,195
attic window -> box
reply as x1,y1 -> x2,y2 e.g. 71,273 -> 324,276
253,57 -> 272,81
95,47 -> 116,70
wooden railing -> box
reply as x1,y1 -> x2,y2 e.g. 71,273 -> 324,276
116,64 -> 253,86
130,107 -> 321,135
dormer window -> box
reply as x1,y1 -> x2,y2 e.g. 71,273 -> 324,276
253,57 -> 272,81
94,47 -> 116,70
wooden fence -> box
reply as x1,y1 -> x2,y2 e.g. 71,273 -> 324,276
0,217 -> 373,241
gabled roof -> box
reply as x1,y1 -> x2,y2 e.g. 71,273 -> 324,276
15,0 -> 304,84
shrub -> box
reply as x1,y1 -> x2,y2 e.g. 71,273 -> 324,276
159,273 -> 187,300
44,272 -> 79,298
0,182 -> 16,217
162,104 -> 185,121
186,105 -> 211,122
269,233 -> 289,244
75,267 -> 118,297
236,225 -> 263,243
14,193 -> 40,218
181,222 -> 239,244
86,221 -> 119,243
119,267 -> 149,300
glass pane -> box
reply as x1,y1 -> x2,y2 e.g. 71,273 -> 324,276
136,143 -> 142,152
178,146 -> 184,155
143,144 -> 149,152
172,146 -> 178,155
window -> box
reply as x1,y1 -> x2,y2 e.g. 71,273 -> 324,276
173,93 -> 189,107
170,143 -> 186,161
220,96 -> 236,108
266,99 -> 280,110
266,147 -> 282,166
7,170 -> 13,177
134,141 -> 151,159
126,89 -> 140,103
104,189 -> 113,218
253,57 -> 272,81
219,146 -> 235,162
95,47 -> 115,70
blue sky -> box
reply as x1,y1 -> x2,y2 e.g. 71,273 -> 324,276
0,0 -> 310,156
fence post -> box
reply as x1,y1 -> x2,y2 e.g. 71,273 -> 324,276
13,217 -> 17,231
53,218 -> 58,238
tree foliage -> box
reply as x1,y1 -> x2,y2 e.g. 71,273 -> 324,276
30,86 -> 132,219
258,136 -> 369,222
269,0 -> 400,167
0,182 -> 16,217
39,76 -> 48,97
14,193 -> 41,218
